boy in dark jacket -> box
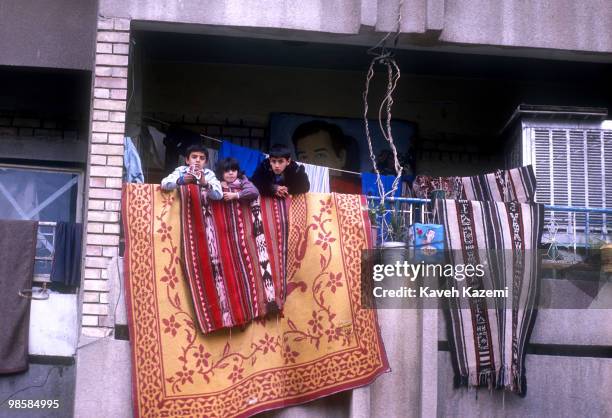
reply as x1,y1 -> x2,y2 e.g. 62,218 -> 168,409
252,144 -> 310,198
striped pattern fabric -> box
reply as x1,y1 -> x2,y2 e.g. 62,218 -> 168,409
179,184 -> 288,334
460,166 -> 537,203
412,166 -> 536,203
412,175 -> 463,199
437,199 -> 543,395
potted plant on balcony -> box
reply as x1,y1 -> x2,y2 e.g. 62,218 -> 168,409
367,201 -> 384,248
377,203 -> 409,265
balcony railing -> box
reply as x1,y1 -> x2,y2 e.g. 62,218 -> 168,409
365,197 -> 612,260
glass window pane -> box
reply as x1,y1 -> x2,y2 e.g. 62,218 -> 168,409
0,166 -> 80,276
0,167 -> 79,223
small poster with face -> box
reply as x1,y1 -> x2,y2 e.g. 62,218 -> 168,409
269,113 -> 417,175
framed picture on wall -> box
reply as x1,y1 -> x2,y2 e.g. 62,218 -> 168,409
268,113 -> 417,175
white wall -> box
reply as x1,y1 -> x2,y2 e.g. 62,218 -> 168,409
99,0 -> 612,57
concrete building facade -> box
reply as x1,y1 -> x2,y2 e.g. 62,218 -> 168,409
0,1 -> 611,417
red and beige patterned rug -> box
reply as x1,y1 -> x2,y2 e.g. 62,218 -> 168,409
122,185 -> 389,418
178,184 -> 289,334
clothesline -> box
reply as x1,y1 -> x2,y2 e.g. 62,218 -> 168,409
201,134 -> 222,144
366,196 -> 612,214
140,117 -> 363,176
327,166 -> 361,176
141,116 -> 222,143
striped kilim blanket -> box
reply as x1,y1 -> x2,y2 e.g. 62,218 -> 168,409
460,166 -> 536,203
437,199 -> 543,395
179,184 -> 288,334
412,175 -> 463,199
412,166 -> 536,203
122,185 -> 389,417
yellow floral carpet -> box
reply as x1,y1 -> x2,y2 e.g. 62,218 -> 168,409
123,185 -> 389,417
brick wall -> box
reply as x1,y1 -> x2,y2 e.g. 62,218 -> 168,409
82,16 -> 130,337
0,113 -> 81,140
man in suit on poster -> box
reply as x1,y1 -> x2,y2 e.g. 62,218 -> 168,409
291,120 -> 361,193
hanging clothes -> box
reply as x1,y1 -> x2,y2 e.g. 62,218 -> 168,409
362,173 -> 404,243
207,147 -> 219,172
400,176 -> 415,198
219,141 -> 265,178
411,166 -> 537,203
146,125 -> 167,170
460,165 -> 537,203
412,175 -> 462,199
124,137 -> 145,183
163,126 -> 203,171
178,188 -> 288,333
436,199 -> 543,395
329,173 -> 362,194
50,222 -> 83,287
361,173 -> 402,198
302,163 -> 330,193
0,219 -> 38,374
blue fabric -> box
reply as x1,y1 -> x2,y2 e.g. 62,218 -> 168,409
219,141 -> 265,178
361,173 -> 402,198
124,137 -> 144,183
412,223 -> 445,263
50,222 -> 83,286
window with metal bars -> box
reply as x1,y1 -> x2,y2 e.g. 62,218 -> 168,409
530,128 -> 612,245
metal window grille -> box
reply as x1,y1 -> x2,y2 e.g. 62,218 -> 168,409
531,128 -> 612,246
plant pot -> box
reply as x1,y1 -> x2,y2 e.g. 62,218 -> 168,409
381,241 -> 407,248
380,241 -> 408,265
370,226 -> 379,248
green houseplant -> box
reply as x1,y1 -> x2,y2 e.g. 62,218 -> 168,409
368,200 -> 409,249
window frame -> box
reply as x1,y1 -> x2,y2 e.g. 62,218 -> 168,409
0,163 -> 84,282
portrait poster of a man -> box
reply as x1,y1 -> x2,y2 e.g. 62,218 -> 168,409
269,113 -> 416,176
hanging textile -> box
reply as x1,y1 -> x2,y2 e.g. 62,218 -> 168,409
412,175 -> 462,199
412,166 -> 537,203
124,137 -> 145,183
50,222 -> 83,287
145,125 -> 167,170
396,176 -> 416,228
400,176 -> 414,198
178,185 -> 288,333
436,199 -> 543,396
302,162 -> 330,193
361,173 -> 402,198
362,173 -> 408,243
0,219 -> 38,374
219,141 -> 265,178
163,126 -> 203,170
329,173 -> 362,194
122,185 -> 389,417
460,166 -> 537,203
207,147 -> 219,172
